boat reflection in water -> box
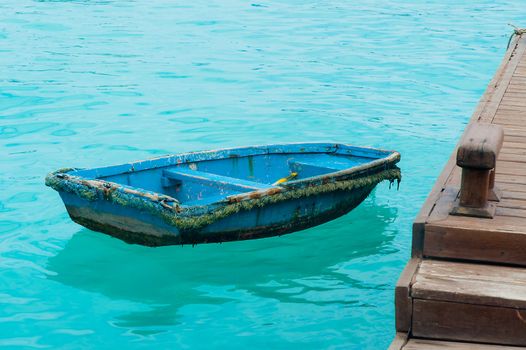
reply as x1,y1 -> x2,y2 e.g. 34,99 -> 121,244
47,198 -> 398,332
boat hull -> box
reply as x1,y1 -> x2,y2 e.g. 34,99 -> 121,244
47,143 -> 401,246
62,185 -> 374,246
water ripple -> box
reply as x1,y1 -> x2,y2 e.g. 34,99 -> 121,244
1,0 -> 525,348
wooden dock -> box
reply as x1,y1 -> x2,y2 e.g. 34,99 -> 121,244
390,32 -> 526,349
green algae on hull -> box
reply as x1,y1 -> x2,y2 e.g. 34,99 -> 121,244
45,166 -> 401,232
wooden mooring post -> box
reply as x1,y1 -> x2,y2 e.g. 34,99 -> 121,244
450,123 -> 503,218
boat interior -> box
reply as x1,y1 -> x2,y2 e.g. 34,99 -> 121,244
72,147 -> 389,206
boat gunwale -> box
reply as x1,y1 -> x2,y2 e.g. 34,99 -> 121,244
69,142 -> 397,179
225,151 -> 400,203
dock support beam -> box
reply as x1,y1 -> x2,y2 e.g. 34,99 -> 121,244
451,123 -> 503,218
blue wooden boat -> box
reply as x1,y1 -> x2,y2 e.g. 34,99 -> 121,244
46,143 -> 401,246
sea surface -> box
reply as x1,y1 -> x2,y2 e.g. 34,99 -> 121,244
1,1 -> 525,349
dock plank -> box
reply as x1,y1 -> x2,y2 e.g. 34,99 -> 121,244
498,183 -> 526,194
424,221 -> 526,265
412,260 -> 526,308
495,173 -> 526,185
403,339 -> 525,350
395,258 -> 421,332
412,299 -> 526,346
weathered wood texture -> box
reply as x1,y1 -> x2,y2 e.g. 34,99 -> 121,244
456,123 -> 503,170
418,34 -> 526,265
412,35 -> 526,259
450,123 -> 503,218
388,332 -> 409,350
412,299 -> 526,346
402,339 -> 525,350
391,34 -> 526,349
412,260 -> 526,309
395,259 -> 421,332
407,260 -> 526,346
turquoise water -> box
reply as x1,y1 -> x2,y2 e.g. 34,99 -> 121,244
1,1 -> 525,348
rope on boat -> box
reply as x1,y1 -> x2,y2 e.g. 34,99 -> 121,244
507,24 -> 526,50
